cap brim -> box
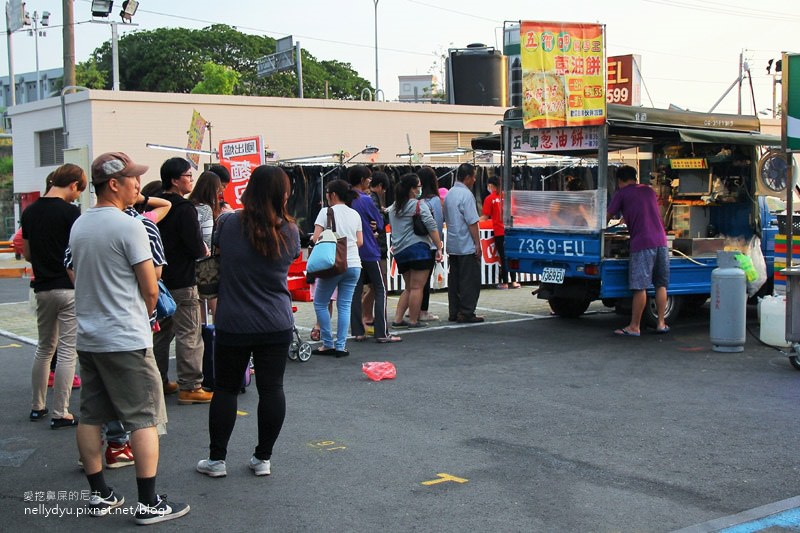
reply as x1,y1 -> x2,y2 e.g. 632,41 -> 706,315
122,163 -> 149,177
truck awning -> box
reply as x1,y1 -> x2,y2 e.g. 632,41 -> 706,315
471,105 -> 781,151
676,129 -> 780,146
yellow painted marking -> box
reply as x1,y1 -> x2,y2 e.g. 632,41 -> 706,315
309,440 -> 347,451
0,343 -> 21,348
236,410 -> 248,416
421,473 -> 469,486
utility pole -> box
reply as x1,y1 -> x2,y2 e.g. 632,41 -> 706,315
373,0 -> 379,94
62,0 -> 75,92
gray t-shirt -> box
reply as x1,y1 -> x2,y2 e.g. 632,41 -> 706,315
388,199 -> 437,255
69,207 -> 154,352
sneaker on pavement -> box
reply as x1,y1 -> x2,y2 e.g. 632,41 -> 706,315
177,388 -> 212,405
196,458 -> 227,477
50,416 -> 79,430
105,442 -> 135,469
418,311 -> 440,321
88,488 -> 124,517
248,456 -> 271,476
134,494 -> 190,525
163,381 -> 178,395
29,408 -> 49,421
72,374 -> 82,389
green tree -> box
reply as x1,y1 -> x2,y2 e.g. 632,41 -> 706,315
75,58 -> 108,89
191,62 -> 240,95
88,25 -> 372,99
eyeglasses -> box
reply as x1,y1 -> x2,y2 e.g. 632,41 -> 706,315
180,172 -> 192,178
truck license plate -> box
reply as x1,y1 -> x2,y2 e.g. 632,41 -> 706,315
541,267 -> 565,284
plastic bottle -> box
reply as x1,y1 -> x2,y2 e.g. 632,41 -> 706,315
735,253 -> 758,282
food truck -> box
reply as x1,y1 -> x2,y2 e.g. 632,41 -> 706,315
472,104 -> 786,325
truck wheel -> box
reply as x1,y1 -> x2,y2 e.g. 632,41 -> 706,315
548,297 -> 591,318
642,295 -> 682,328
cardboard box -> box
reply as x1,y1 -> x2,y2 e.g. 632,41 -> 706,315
671,238 -> 725,257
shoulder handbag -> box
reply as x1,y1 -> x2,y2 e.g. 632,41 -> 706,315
155,279 -> 177,320
412,200 -> 429,236
196,213 -> 230,298
306,207 -> 347,279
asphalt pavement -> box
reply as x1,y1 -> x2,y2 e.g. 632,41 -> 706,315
1,272 -> 800,532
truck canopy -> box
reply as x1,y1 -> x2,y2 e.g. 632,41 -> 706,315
471,104 -> 781,154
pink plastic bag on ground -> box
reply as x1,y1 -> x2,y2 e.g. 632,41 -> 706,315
362,362 -> 396,381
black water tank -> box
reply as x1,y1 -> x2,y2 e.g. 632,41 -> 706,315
448,44 -> 507,106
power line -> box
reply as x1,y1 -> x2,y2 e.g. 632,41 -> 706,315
641,0 -> 800,22
73,0 -> 433,58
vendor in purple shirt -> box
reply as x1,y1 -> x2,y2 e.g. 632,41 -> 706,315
607,165 -> 670,337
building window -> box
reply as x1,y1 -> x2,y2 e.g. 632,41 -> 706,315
37,128 -> 64,166
429,131 -> 488,163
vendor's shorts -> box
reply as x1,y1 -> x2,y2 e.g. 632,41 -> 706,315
78,348 -> 167,432
629,246 -> 670,290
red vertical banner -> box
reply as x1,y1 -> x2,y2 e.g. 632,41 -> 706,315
218,136 -> 265,210
520,21 -> 605,129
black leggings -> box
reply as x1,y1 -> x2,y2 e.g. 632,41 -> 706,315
209,341 -> 289,461
494,235 -> 516,284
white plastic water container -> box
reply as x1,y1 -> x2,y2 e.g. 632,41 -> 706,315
759,295 -> 791,348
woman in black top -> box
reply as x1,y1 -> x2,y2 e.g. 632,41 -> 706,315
196,166 -> 300,478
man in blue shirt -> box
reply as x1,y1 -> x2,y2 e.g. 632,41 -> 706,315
443,163 -> 483,323
347,166 -> 401,343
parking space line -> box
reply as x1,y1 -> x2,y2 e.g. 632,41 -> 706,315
672,496 -> 800,533
0,329 -> 36,346
420,473 -> 468,486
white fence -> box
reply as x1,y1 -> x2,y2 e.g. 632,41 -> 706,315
385,225 -> 537,292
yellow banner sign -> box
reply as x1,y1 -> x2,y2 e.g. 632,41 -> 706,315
669,158 -> 708,170
520,21 -> 605,129
185,110 -> 208,169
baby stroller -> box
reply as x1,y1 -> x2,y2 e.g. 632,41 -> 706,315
288,306 -> 312,362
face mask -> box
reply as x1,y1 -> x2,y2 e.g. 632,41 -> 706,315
416,189 -> 422,199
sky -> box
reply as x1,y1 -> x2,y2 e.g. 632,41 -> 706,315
2,0 -> 798,116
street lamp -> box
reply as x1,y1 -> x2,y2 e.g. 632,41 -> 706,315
120,0 -> 138,23
90,1 -> 139,91
373,0 -> 379,95
90,0 -> 113,17
27,10 -> 50,100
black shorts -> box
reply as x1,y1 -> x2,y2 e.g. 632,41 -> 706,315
397,257 -> 434,274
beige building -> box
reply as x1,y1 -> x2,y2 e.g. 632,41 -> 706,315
8,89 -> 505,214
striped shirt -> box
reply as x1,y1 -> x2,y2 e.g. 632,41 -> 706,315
64,208 -> 167,270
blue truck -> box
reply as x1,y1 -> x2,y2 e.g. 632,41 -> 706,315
472,104 -> 787,326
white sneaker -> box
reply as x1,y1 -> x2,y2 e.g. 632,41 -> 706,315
196,458 -> 227,477
249,456 -> 271,476
419,311 -> 440,321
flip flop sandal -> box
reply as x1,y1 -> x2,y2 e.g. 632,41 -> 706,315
614,328 -> 640,337
353,335 -> 369,342
376,335 -> 402,343
310,327 -> 320,341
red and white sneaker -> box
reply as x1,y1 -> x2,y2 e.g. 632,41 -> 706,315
72,374 -> 82,389
105,442 -> 135,469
